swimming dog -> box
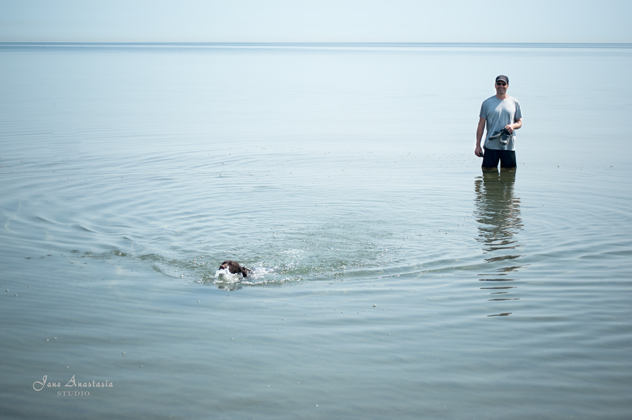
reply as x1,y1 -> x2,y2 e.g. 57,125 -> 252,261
219,260 -> 252,278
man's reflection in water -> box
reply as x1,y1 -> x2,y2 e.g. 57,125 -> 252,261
474,170 -> 524,317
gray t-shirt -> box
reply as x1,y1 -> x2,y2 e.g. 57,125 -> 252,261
479,95 -> 522,151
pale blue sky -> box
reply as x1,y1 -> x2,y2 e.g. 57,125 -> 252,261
1,0 -> 631,43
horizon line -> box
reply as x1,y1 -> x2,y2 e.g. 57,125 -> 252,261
1,41 -> 631,48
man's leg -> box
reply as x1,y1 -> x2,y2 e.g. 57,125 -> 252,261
499,150 -> 517,171
481,147 -> 500,170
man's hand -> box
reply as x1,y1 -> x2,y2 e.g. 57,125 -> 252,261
476,117 -> 486,158
505,118 -> 522,134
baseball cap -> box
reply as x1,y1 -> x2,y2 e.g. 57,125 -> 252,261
496,75 -> 509,84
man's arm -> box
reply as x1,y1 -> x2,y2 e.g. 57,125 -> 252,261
505,118 -> 522,134
475,117 -> 486,157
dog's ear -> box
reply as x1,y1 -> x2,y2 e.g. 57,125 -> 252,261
241,267 -> 249,277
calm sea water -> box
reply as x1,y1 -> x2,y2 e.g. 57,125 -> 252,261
1,43 -> 632,419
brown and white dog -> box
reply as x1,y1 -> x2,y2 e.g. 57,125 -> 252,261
219,260 -> 252,278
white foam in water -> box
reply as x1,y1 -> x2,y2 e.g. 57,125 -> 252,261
249,266 -> 274,279
213,265 -> 276,285
212,264 -> 299,287
213,268 -> 242,284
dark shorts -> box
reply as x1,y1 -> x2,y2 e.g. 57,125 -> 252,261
482,147 -> 517,168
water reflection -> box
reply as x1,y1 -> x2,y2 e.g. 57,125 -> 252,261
473,170 -> 525,316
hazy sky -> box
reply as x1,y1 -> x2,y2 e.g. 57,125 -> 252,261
1,0 -> 631,43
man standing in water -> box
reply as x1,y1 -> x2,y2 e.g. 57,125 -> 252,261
475,75 -> 523,170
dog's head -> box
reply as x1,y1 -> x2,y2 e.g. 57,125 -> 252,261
219,260 -> 249,277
